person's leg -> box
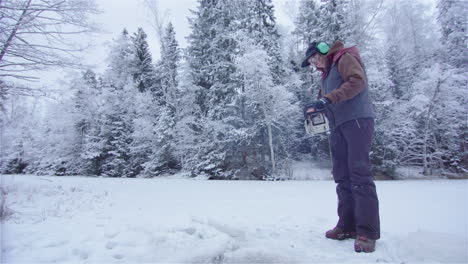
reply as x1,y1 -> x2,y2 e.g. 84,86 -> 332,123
341,118 -> 380,240
330,128 -> 355,233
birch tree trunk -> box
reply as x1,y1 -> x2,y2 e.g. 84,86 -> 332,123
423,77 -> 443,175
267,121 -> 276,175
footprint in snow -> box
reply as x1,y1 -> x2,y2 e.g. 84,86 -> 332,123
106,241 -> 118,250
181,227 -> 197,235
104,231 -> 119,239
72,248 -> 89,260
41,239 -> 69,248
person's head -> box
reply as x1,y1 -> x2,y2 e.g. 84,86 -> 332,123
301,41 -> 330,69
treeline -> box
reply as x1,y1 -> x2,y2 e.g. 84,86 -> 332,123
1,0 -> 466,179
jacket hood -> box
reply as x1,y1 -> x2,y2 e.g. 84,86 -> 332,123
319,41 -> 362,79
327,41 -> 345,57
327,41 -> 362,64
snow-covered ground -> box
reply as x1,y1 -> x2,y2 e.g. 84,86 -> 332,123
1,174 -> 467,264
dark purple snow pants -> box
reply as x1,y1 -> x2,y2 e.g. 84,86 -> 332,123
330,118 -> 380,239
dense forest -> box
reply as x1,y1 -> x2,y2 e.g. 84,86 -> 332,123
1,0 -> 466,179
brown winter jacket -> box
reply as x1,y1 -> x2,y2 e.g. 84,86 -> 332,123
321,41 -> 367,104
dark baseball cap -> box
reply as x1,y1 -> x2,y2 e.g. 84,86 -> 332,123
301,41 -> 330,68
301,42 -> 320,68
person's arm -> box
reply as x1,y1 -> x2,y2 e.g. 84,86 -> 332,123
323,53 -> 367,104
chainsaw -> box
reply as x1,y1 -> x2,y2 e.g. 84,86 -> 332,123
304,109 -> 329,135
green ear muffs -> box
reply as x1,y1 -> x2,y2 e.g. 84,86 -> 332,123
317,42 -> 329,54
301,41 -> 330,68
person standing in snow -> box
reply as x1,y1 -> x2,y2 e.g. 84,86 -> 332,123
301,40 -> 380,253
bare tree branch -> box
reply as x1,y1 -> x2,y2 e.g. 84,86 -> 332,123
0,0 -> 100,85
0,0 -> 32,63
144,0 -> 169,52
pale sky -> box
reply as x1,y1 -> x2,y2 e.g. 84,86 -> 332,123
86,0 -> 293,72
37,0 -> 292,86
41,0 -> 435,87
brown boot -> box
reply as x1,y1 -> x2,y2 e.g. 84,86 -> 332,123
354,236 -> 376,253
325,227 -> 357,240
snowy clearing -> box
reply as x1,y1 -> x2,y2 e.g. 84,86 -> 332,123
1,175 -> 467,263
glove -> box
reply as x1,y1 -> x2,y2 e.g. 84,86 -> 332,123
304,97 -> 331,118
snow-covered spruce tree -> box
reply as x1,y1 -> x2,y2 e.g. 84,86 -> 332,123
99,29 -> 136,177
318,0 -> 351,44
239,0 -> 285,85
0,98 -> 37,174
67,70 -> 103,175
78,70 -> 104,175
437,0 -> 467,68
126,27 -> 159,177
205,0 -> 287,178
185,0 -> 297,178
98,81 -> 135,178
236,0 -> 300,177
172,62 -> 202,173
435,0 -> 468,174
158,22 -> 180,101
292,0 -> 321,47
131,28 -> 156,93
185,0 -> 242,178
140,22 -> 181,176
